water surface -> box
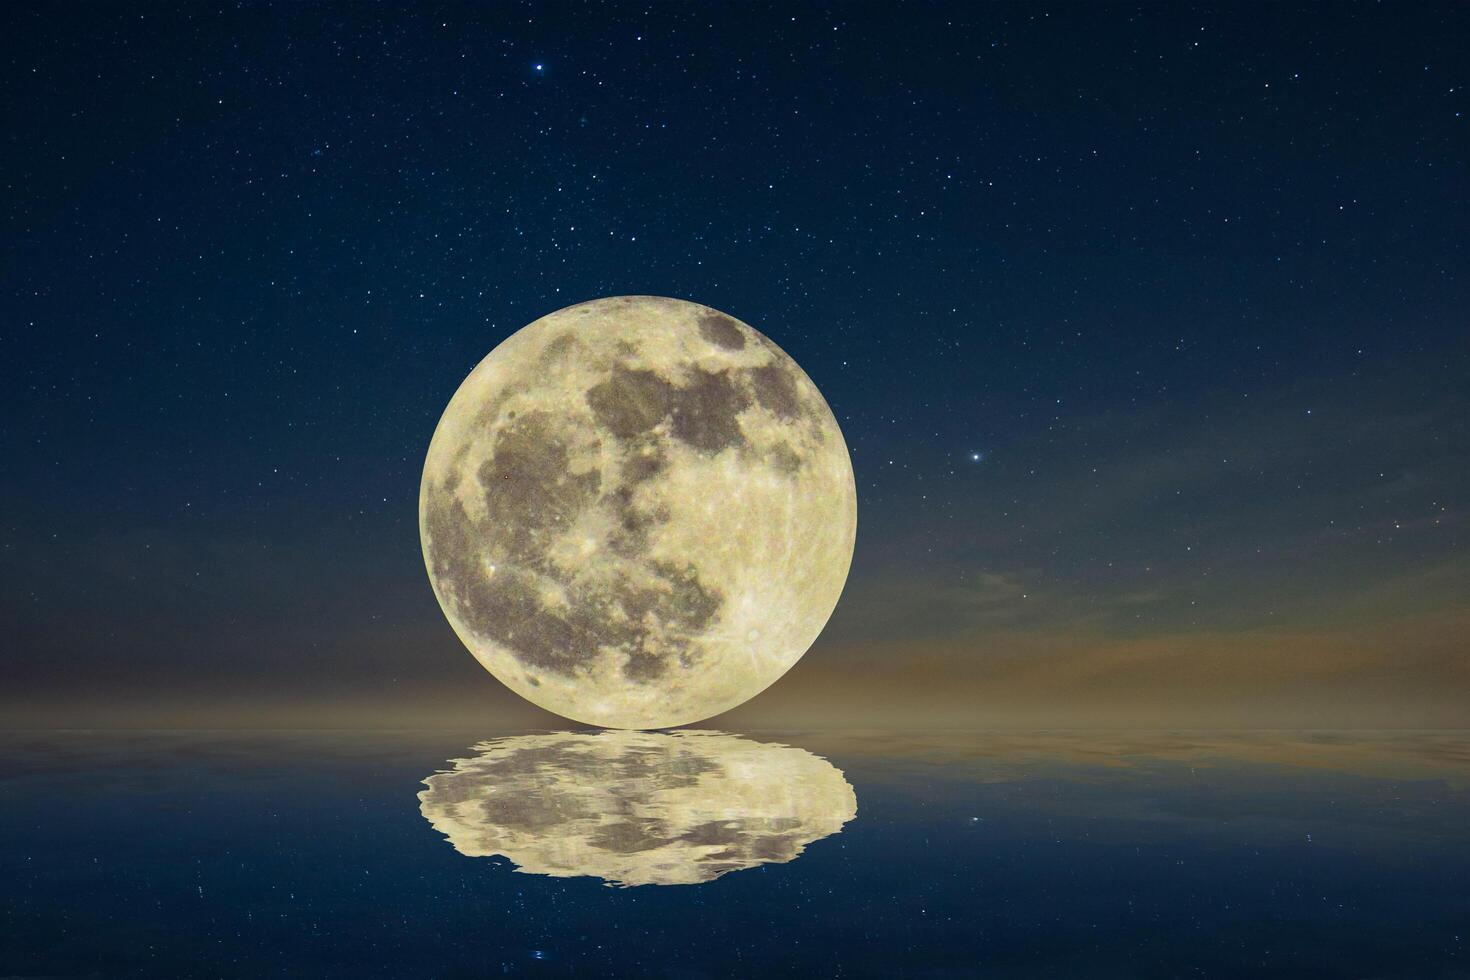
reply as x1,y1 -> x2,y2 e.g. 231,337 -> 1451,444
1,730 -> 1466,977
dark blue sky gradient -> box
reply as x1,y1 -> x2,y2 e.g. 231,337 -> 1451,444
3,3 -> 1466,726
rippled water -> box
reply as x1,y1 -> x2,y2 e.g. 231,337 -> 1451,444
2,730 -> 1467,977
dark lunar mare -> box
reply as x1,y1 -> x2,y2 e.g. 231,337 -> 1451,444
425,409 -> 723,683
697,311 -> 746,350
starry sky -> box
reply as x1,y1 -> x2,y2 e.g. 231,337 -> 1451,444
3,3 -> 1467,729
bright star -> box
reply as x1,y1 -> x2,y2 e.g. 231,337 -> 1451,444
969,451 -> 984,462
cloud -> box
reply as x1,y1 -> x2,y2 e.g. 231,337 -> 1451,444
841,355 -> 1469,644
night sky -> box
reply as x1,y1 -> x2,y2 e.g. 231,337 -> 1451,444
4,3 -> 1467,729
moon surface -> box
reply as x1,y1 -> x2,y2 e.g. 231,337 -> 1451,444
417,730 -> 857,887
419,296 -> 857,729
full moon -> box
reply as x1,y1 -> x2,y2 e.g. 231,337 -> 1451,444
419,296 -> 857,729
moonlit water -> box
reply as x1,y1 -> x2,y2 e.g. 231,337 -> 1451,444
418,730 -> 856,886
2,730 -> 1468,977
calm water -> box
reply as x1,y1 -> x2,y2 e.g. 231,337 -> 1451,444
1,729 -> 1467,978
